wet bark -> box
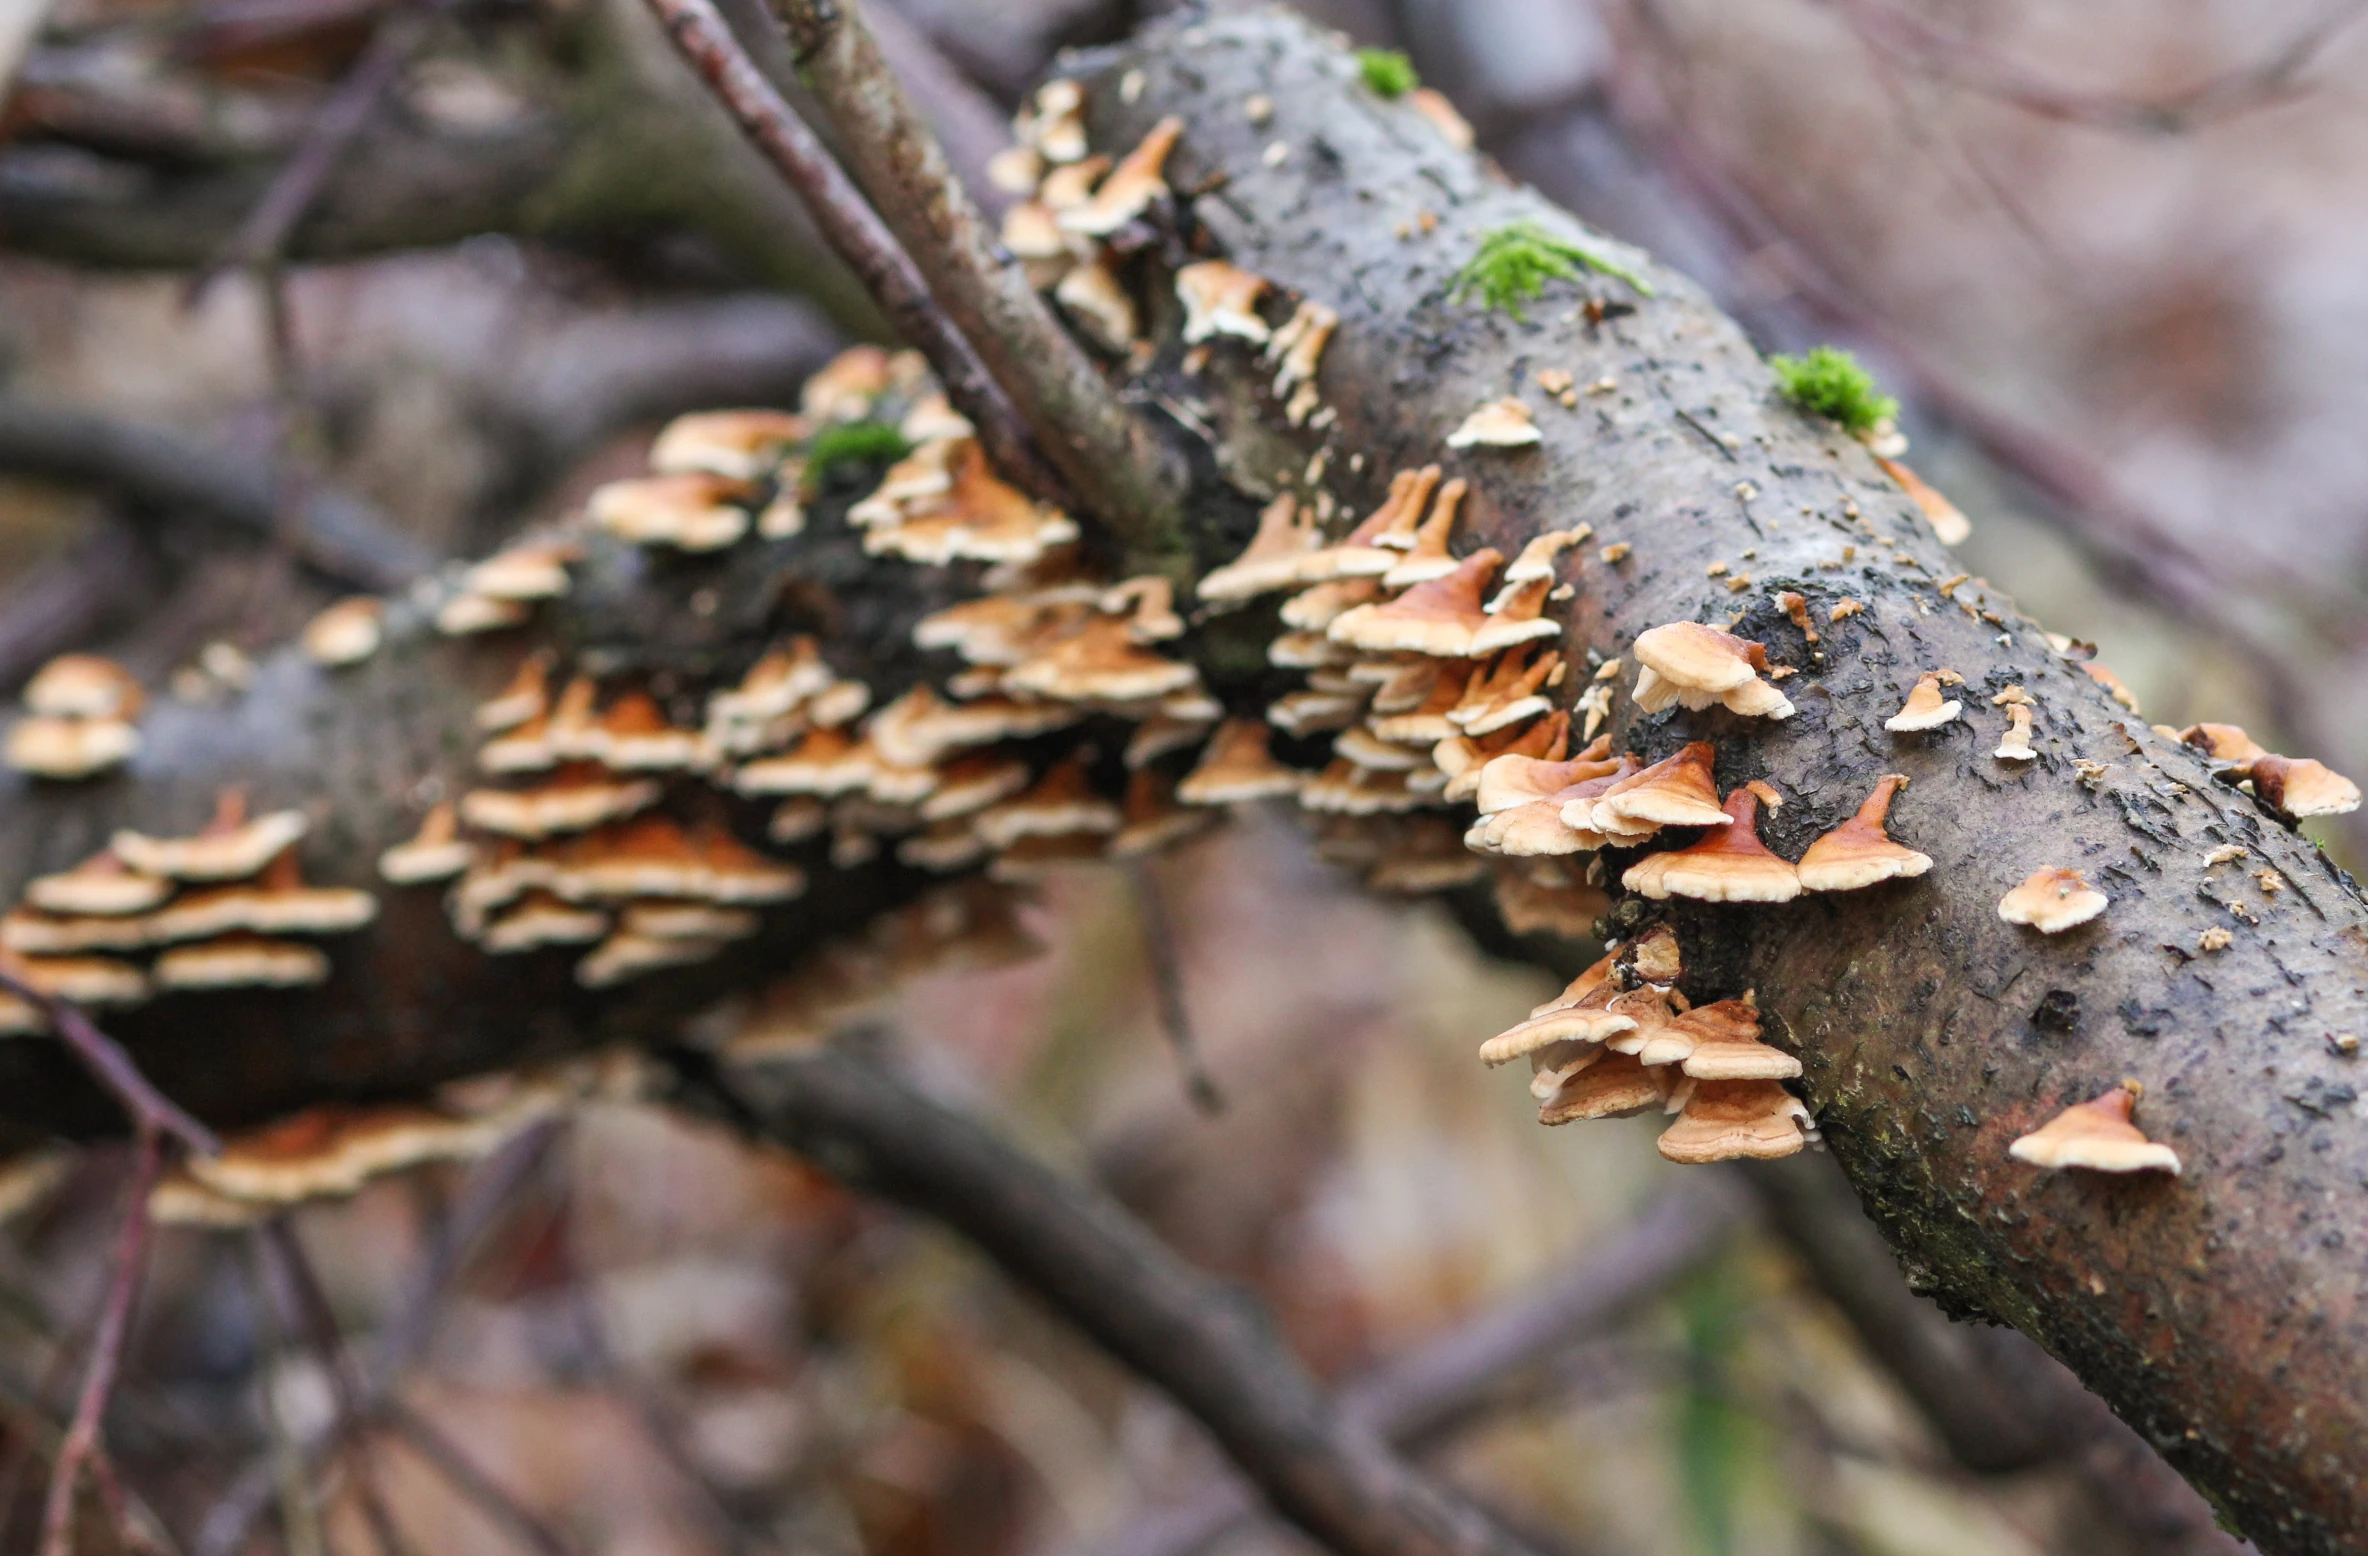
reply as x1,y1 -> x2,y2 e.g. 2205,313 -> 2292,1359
0,10 -> 2359,1550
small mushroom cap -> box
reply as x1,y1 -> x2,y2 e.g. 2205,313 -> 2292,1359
1178,719 -> 1303,804
1622,783 -> 1800,903
1,905 -> 151,954
1667,998 -> 1799,1080
6,715 -> 139,779
379,802 -> 476,885
1326,549 -> 1502,657
1656,1080 -> 1815,1162
188,1104 -> 506,1204
149,1169 -> 274,1229
466,540 -> 580,602
1875,455 -> 1971,545
2245,755 -> 2362,818
1480,994 -> 1638,1065
1469,578 -> 1562,657
620,901 -> 761,941
475,653 -> 552,734
1795,774 -> 1932,893
1997,867 -> 2107,933
25,654 -> 143,719
434,592 -> 532,637
1589,742 -> 1726,830
649,409 -> 808,479
26,850 -> 170,916
1281,579 -> 1383,632
733,727 -> 879,798
2082,662 -> 2141,713
1176,260 -> 1272,344
1994,703 -> 2036,762
2179,723 -> 2266,766
2008,1084 -> 2180,1173
917,753 -> 1033,821
1632,623 -> 1765,695
301,598 -> 385,667
1379,478 -> 1470,588
1475,750 -> 1626,815
1055,260 -> 1140,352
865,685 -> 1083,770
144,850 -> 377,942
578,690 -> 702,772
1060,115 -> 1182,235
798,343 -> 896,421
1197,494 -> 1325,602
481,892 -> 611,953
577,930 -> 728,988
153,933 -> 330,990
3,950 -> 149,1007
459,766 -> 663,839
587,473 -> 753,551
974,759 -> 1123,848
1538,1050 -> 1670,1124
1004,615 -> 1199,703
1885,673 -> 1963,732
114,797 -> 308,882
1446,397 -> 1541,449
1504,527 -> 1588,584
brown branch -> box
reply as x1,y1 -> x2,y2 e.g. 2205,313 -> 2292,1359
638,0 -> 1060,503
1071,1176 -> 1743,1556
38,1134 -> 162,1556
764,0 -> 1190,561
379,1398 -> 584,1556
671,1042 -> 1551,1556
1121,860 -> 1224,1114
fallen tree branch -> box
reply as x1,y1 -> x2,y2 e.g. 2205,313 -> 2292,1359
669,1042 -> 1552,1556
765,0 -> 1189,557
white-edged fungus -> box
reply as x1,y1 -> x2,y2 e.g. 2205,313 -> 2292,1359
1630,623 -> 1793,719
1060,116 -> 1182,235
1176,261 -> 1271,345
2008,1083 -> 2179,1174
1795,774 -> 1931,893
1327,548 -> 1502,657
1885,672 -> 1963,732
1657,1079 -> 1815,1162
25,654 -> 142,720
114,796 -> 307,882
587,472 -> 752,551
1055,260 -> 1139,352
1995,703 -> 2037,763
2244,755 -> 2362,819
1622,781 -> 1799,903
1997,867 -> 2107,933
26,850 -> 169,917
1445,397 -> 1541,449
301,598 -> 385,667
650,409 -> 807,479
379,802 -> 476,885
6,715 -> 139,780
153,933 -> 330,990
1197,494 -> 1325,602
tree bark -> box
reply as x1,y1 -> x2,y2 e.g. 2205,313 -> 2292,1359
0,11 -> 2361,1550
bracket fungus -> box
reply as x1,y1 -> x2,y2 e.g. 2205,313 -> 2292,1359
1176,260 -> 1272,344
2242,754 -> 2362,819
1623,781 -> 1800,903
1060,115 -> 1182,235
301,597 -> 386,667
2008,1084 -> 2180,1175
1327,548 -> 1502,657
1630,623 -> 1793,719
114,795 -> 308,881
1583,742 -> 1726,832
1994,703 -> 2036,763
1656,1080 -> 1816,1163
1795,775 -> 1932,893
1998,867 -> 2108,933
1884,672 -> 1963,732
648,408 -> 807,479
1445,397 -> 1541,450
8,652 -> 145,778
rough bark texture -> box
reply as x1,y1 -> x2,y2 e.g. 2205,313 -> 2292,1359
1069,16 -> 2368,1550
0,10 -> 2359,1550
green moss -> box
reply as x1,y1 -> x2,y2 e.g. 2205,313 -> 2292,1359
1768,346 -> 1897,434
1356,48 -> 1419,99
1449,221 -> 1654,320
805,421 -> 911,487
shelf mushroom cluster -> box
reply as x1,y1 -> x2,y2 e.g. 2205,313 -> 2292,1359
0,790 -> 373,1031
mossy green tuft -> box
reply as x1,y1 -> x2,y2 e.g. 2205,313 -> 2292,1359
1449,221 -> 1654,320
1768,346 -> 1897,435
804,421 -> 912,487
1356,48 -> 1419,99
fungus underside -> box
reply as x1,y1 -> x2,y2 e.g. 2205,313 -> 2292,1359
1450,222 -> 1654,320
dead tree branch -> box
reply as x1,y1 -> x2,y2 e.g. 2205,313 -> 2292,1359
765,0 -> 1190,558
671,1042 -> 1555,1556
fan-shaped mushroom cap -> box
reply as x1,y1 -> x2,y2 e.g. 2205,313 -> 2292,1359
1446,397 -> 1541,449
1004,615 -> 1199,703
2008,1084 -> 2180,1173
1026,78 -> 1090,163
146,850 -> 377,943
1480,994 -> 1638,1066
1297,467 -> 1441,583
154,933 -> 330,990
577,930 -> 727,989
3,951 -> 148,1007
897,823 -> 989,872
975,759 -> 1123,848
460,766 -> 662,840
1369,661 -> 1475,745
482,892 -> 610,952
189,1104 -> 507,1204
1586,742 -> 1726,830
1198,494 -> 1326,602
378,802 -> 476,885
1,904 -> 149,954
115,796 -> 307,882
302,598 -> 385,667
1060,115 -> 1182,235
1796,775 -> 1932,893
26,654 -> 142,719
914,753 -> 1031,822
1327,549 -> 1502,657
474,654 -> 552,735
1874,455 -> 1970,545
1380,478 -> 1469,588
1885,672 -> 1962,732
1332,725 -> 1420,772
1449,647 -> 1560,737
1538,1050 -> 1671,1124
1111,769 -> 1218,857
1659,997 -> 1798,1080
1177,719 -> 1302,804
1623,782 -> 1799,903
2179,723 -> 2266,767
27,850 -> 169,916
865,685 -> 1082,770
1475,745 -> 1624,815
1176,260 -> 1272,344
1281,580 -> 1382,633
650,408 -> 808,479
1997,867 -> 2107,933
6,715 -> 139,779
2244,754 -> 2362,818
588,472 -> 752,551
1656,1080 -> 1814,1162
1469,578 -> 1562,658
467,541 -> 579,602
1504,528 -> 1588,585
798,343 -> 896,421
621,901 -> 760,942
1055,260 -> 1139,352
435,592 -> 531,636
1439,710 -> 1571,803
1994,703 -> 2036,762
1631,623 -> 1793,718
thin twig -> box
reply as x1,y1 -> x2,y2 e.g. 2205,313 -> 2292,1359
379,1397 -> 583,1556
191,0 -> 456,300
637,0 -> 1060,505
1122,860 -> 1223,1114
257,1218 -> 411,1556
0,973 -> 217,1157
764,0 -> 1190,559
671,1043 -> 1549,1556
38,1132 -> 162,1556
